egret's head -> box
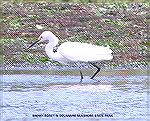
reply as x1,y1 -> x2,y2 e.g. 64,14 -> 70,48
38,31 -> 58,42
27,31 -> 59,49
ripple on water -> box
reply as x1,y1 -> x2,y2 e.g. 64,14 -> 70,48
1,74 -> 149,120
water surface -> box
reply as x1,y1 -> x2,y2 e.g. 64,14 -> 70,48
1,69 -> 149,121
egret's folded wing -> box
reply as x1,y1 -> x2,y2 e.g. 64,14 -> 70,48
58,42 -> 113,62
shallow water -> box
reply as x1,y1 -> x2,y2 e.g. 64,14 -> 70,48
1,69 -> 150,121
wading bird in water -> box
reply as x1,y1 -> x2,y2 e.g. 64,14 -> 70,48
28,31 -> 113,81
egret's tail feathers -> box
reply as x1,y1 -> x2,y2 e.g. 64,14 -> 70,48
88,54 -> 113,62
100,46 -> 113,54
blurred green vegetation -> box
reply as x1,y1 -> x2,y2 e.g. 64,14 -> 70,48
1,3 -> 149,68
3,0 -> 150,4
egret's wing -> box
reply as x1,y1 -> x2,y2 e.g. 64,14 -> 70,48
58,42 -> 113,62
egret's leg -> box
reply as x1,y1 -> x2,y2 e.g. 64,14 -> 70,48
89,62 -> 101,79
80,70 -> 83,82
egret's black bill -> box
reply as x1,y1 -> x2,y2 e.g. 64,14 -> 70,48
27,40 -> 39,49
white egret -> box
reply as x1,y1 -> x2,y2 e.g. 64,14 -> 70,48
28,31 -> 113,81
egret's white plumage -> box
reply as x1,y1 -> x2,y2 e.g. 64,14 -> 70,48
29,31 -> 113,80
58,42 -> 113,62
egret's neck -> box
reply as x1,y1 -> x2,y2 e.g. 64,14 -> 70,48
46,36 -> 59,48
47,41 -> 58,48
45,38 -> 59,60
